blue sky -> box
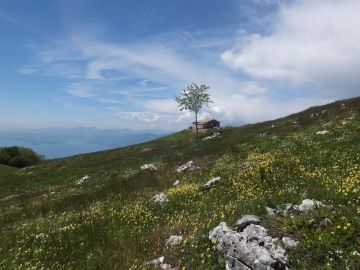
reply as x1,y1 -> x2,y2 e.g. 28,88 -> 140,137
1,0 -> 359,131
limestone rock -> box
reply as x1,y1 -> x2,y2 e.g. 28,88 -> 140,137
316,130 -> 329,135
166,235 -> 182,246
202,176 -> 221,189
141,164 -> 157,171
209,220 -> 288,270
202,132 -> 222,141
151,193 -> 169,203
173,180 -> 180,186
76,175 -> 89,185
236,215 -> 260,232
282,237 -> 299,248
176,161 -> 199,172
294,199 -> 324,212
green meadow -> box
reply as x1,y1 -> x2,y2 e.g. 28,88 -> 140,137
1,97 -> 360,269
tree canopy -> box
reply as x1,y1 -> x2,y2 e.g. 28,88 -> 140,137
175,83 -> 213,138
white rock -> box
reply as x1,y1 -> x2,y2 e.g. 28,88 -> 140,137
173,180 -> 180,186
316,130 -> 329,135
202,176 -> 221,189
76,175 -> 90,185
294,199 -> 324,212
141,164 -> 157,171
282,237 -> 299,248
166,235 -> 182,246
151,193 -> 169,203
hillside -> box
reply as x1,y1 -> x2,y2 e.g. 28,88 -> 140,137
1,97 -> 360,269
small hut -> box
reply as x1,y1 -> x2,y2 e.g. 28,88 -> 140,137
192,119 -> 220,130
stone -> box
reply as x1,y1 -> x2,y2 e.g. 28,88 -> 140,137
151,193 -> 169,203
176,161 -> 199,172
282,237 -> 299,248
202,176 -> 221,189
147,256 -> 178,270
236,215 -> 260,232
141,164 -> 157,171
294,199 -> 324,212
173,180 -> 180,186
316,130 -> 329,135
265,207 -> 276,216
209,220 -> 288,270
76,175 -> 89,185
166,235 -> 182,246
202,132 -> 222,141
322,122 -> 333,127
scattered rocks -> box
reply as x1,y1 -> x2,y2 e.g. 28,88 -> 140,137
202,132 -> 222,141
166,235 -> 182,246
176,161 -> 199,173
76,175 -> 89,185
282,237 -> 299,248
141,164 -> 157,171
209,221 -> 289,270
151,193 -> 169,203
173,180 -> 180,186
316,130 -> 329,135
202,176 -> 221,189
266,199 -> 325,217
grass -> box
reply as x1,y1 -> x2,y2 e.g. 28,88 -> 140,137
0,97 -> 360,269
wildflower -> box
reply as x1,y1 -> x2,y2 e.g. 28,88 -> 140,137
336,225 -> 341,229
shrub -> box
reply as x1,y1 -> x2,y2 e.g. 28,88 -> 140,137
7,156 -> 30,168
0,147 -> 11,164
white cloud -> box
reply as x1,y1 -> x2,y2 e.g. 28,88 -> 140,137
131,113 -> 159,123
18,69 -> 37,74
221,0 -> 360,95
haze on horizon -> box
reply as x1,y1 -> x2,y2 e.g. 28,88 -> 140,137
1,0 -> 359,131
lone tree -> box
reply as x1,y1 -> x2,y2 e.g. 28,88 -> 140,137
175,83 -> 213,139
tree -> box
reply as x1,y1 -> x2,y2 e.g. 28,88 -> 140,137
175,83 -> 213,139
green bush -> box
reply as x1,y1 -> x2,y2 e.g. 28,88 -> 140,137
8,156 -> 30,168
0,147 -> 11,164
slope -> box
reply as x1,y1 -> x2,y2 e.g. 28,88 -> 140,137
0,97 -> 360,269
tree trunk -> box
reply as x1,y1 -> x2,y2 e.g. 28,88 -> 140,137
195,112 -> 198,139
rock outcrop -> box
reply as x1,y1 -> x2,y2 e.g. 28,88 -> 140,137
209,219 -> 288,270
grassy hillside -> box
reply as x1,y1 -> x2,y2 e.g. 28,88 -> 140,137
1,97 -> 360,269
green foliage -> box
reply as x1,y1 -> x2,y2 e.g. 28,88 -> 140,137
175,83 -> 213,138
0,147 -> 11,164
7,156 -> 30,168
0,146 -> 44,168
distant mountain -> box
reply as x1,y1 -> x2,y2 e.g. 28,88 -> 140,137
0,127 -> 174,147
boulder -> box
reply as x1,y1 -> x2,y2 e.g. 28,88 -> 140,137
202,132 -> 222,141
322,122 -> 333,127
209,221 -> 288,270
166,235 -> 182,246
151,193 -> 169,203
141,164 -> 157,171
294,199 -> 324,212
76,175 -> 89,185
173,180 -> 180,186
176,161 -> 199,172
316,130 -> 329,135
202,176 -> 221,189
282,237 -> 298,248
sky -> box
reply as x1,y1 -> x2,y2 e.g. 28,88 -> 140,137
1,0 -> 359,131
